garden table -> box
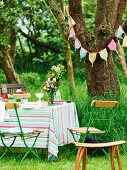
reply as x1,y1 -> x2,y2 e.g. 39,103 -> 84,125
0,102 -> 79,160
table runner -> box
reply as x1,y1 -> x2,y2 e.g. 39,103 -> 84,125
0,102 -> 79,159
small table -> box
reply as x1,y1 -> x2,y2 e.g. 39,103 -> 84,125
0,102 -> 79,160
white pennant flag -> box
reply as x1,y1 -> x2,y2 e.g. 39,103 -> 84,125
69,16 -> 76,27
89,53 -> 97,67
99,48 -> 108,61
122,35 -> 127,47
75,38 -> 81,49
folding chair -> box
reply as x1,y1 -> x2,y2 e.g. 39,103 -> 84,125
68,100 -> 119,156
90,100 -> 119,137
0,102 -> 43,163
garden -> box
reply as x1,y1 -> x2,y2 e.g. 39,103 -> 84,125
0,0 -> 127,169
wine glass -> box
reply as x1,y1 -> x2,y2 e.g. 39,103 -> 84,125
36,93 -> 44,103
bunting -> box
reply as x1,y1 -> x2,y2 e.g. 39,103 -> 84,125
99,49 -> 108,61
80,47 -> 87,60
89,53 -> 97,67
74,38 -> 81,49
122,35 -> 127,47
68,14 -> 127,66
108,39 -> 116,51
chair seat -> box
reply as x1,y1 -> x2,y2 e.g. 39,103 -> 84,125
0,127 -> 41,135
74,140 -> 126,148
68,127 -> 105,134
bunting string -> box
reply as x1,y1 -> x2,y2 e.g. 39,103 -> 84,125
68,15 -> 127,66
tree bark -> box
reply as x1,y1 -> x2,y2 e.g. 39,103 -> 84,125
0,47 -> 20,83
84,53 -> 120,98
65,40 -> 76,98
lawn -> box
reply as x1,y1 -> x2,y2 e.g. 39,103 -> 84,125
0,155 -> 127,170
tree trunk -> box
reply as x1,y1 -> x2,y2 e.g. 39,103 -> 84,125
0,48 -> 20,83
85,52 -> 120,98
65,40 -> 76,98
47,0 -> 76,98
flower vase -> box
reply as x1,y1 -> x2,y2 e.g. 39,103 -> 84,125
48,94 -> 54,105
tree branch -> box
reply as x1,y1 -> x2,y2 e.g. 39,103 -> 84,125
69,0 -> 89,48
18,28 -> 61,53
47,0 -> 69,37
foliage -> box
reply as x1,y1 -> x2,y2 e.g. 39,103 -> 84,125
20,72 -> 42,89
0,70 -> 7,83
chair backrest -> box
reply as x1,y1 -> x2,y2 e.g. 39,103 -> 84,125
91,100 -> 119,108
5,102 -> 23,135
90,100 -> 119,135
0,84 -> 25,95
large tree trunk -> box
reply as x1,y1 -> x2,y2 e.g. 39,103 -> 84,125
68,0 -> 127,98
85,53 -> 120,97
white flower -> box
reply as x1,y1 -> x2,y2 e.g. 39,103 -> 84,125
53,78 -> 56,82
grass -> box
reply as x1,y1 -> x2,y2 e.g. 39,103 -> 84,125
0,155 -> 127,170
0,72 -> 127,169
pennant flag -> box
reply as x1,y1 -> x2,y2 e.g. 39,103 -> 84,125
80,47 -> 87,60
115,26 -> 124,38
99,48 -> 108,61
108,39 -> 116,51
69,16 -> 76,27
89,53 -> 97,67
75,38 -> 81,49
68,27 -> 75,39
122,35 -> 127,47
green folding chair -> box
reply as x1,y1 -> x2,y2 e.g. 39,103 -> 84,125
68,100 -> 118,157
0,102 -> 43,163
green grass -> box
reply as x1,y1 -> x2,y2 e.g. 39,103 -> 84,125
0,155 -> 127,170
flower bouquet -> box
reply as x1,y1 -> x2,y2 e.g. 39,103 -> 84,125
43,64 -> 65,105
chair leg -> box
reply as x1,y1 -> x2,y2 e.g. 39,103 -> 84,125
75,147 -> 84,170
82,148 -> 87,170
0,136 -> 17,160
110,146 -> 116,170
21,134 -> 41,162
115,146 -> 122,170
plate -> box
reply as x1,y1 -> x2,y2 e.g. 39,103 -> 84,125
13,93 -> 31,99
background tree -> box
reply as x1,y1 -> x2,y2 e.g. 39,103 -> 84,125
0,0 -> 19,83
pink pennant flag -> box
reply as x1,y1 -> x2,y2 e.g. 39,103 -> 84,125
89,53 -> 97,67
75,38 -> 81,49
99,48 -> 108,61
122,35 -> 127,47
69,27 -> 76,39
108,39 -> 116,51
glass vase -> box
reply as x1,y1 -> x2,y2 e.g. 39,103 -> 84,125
48,93 -> 54,105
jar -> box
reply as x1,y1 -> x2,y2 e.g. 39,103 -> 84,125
1,84 -> 8,100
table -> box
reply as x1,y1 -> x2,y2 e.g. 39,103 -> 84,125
0,102 -> 79,160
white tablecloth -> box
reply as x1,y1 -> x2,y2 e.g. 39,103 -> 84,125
0,102 -> 9,122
